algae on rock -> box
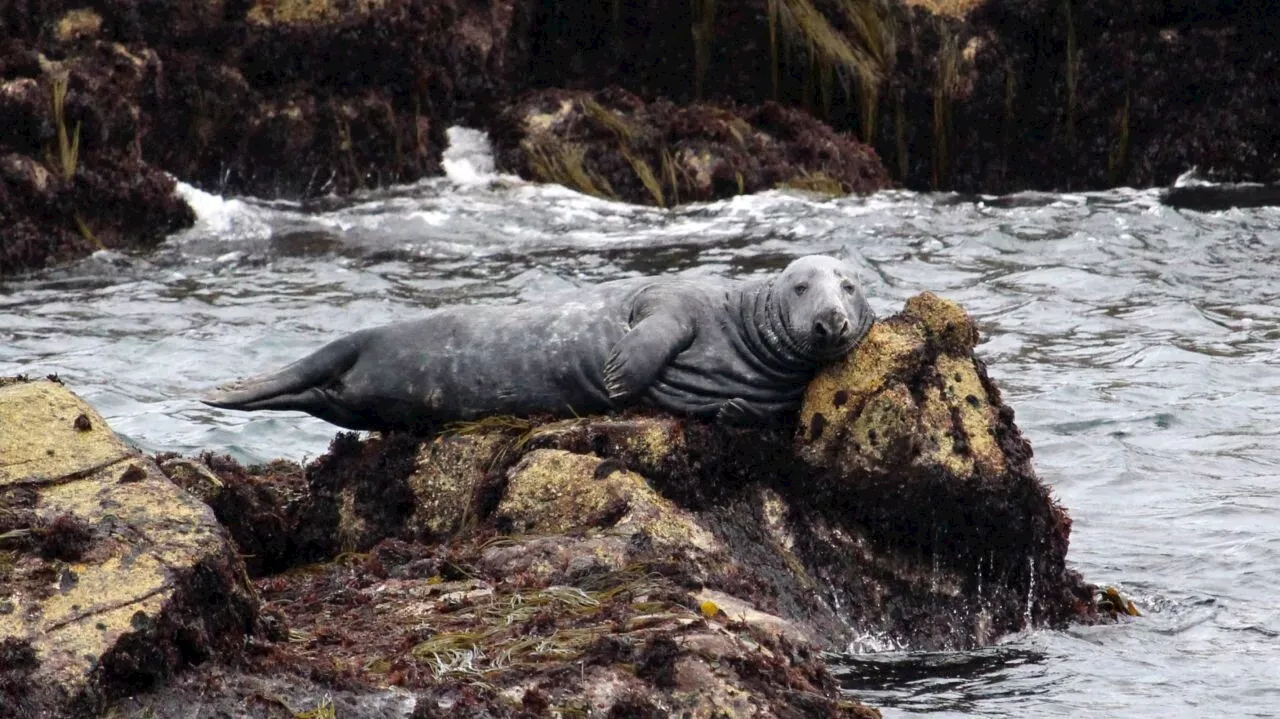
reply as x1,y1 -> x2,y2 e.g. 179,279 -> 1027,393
14,291 -> 1103,716
0,378 -> 257,717
181,292 -> 1096,658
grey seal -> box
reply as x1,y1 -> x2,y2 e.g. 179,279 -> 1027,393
201,255 -> 875,431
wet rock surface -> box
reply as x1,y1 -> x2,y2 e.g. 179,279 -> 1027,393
0,0 -> 527,274
0,377 -> 257,718
0,44 -> 195,275
0,292 -> 1094,717
527,0 -> 1280,194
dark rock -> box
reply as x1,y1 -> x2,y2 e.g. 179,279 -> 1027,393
0,42 -> 194,275
492,87 -> 893,206
5,292 -> 1109,716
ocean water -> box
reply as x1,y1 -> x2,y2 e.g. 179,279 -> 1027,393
3,127 -> 1278,717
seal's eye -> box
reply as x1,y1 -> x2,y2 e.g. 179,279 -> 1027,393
842,281 -> 856,294
794,283 -> 808,296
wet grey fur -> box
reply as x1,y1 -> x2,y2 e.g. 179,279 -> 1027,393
201,255 -> 875,431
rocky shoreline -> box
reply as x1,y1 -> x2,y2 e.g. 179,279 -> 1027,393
4,0 -> 1279,275
0,294 -> 1133,718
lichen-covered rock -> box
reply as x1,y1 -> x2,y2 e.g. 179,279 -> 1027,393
491,87 -> 894,205
0,378 -> 257,717
795,291 -> 1093,646
75,292 -> 1104,714
404,431 -> 509,540
169,296 -> 1093,659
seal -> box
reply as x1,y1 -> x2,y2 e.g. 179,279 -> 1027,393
201,255 -> 875,431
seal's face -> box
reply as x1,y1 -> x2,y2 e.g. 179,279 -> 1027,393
776,255 -> 875,360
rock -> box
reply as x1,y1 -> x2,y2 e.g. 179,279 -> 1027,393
54,9 -> 104,44
13,292 -> 1105,715
0,0 -> 533,275
0,377 -> 257,717
796,292 -> 1093,646
0,43 -> 195,275
157,453 -> 311,577
491,87 -> 894,205
175,293 -> 1096,655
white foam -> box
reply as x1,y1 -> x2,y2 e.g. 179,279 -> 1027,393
441,126 -> 499,185
844,630 -> 910,654
174,182 -> 272,241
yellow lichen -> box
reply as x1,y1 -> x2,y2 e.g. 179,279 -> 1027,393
627,421 -> 682,468
246,0 -> 385,25
54,9 -> 102,42
498,450 -> 631,535
902,291 -> 979,354
935,354 -> 1005,475
844,382 -> 916,463
497,448 -> 719,554
0,382 -> 131,485
408,433 -> 507,538
917,382 -> 974,477
799,293 -> 1007,479
0,379 -> 242,704
800,320 -> 925,433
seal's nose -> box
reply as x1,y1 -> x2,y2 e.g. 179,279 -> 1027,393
813,309 -> 851,342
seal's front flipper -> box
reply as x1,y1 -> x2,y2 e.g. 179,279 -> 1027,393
716,398 -> 796,427
604,314 -> 693,402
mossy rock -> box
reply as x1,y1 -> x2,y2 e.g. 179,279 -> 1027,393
798,291 -> 1002,478
0,379 -> 256,716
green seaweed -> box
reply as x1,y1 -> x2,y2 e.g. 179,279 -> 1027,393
521,139 -> 617,201
48,74 -> 80,182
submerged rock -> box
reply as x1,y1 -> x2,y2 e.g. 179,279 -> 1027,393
491,87 -> 893,206
0,377 -> 257,717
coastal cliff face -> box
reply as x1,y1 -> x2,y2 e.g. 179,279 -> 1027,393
4,0 -> 1277,274
0,293 -> 1106,717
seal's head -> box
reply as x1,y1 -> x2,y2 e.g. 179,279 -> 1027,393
775,255 -> 875,360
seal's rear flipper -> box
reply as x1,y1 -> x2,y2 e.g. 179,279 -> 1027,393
200,336 -> 361,413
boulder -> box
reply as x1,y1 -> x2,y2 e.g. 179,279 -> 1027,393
2,293 -> 1104,715
491,87 -> 894,206
0,44 -> 195,274
0,377 -> 257,717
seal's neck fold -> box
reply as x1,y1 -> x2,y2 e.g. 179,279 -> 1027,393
732,280 -> 818,374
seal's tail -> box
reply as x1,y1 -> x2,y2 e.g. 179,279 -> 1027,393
200,336 -> 360,412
